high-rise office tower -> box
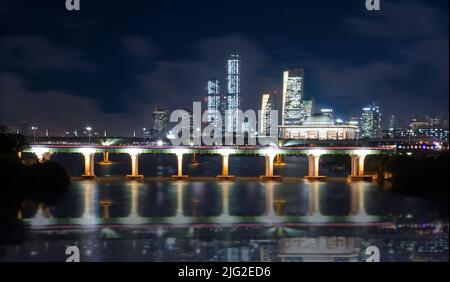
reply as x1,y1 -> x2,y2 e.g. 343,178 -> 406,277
282,69 -> 306,126
226,54 -> 241,132
205,78 -> 221,123
260,92 -> 276,136
151,108 -> 169,140
360,102 -> 382,138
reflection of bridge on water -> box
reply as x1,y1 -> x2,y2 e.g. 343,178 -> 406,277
27,180 -> 380,227
27,145 -> 393,181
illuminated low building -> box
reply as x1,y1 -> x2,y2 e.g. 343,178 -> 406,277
279,114 -> 358,140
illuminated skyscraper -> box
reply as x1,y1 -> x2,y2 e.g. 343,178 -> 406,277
226,54 -> 241,132
205,78 -> 221,123
282,69 -> 307,126
151,108 -> 169,140
360,102 -> 382,138
260,92 -> 276,136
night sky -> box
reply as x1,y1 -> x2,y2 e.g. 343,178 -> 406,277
1,0 -> 448,136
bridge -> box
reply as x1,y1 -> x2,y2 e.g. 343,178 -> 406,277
25,145 -> 394,181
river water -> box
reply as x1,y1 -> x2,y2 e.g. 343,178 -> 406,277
0,154 -> 448,262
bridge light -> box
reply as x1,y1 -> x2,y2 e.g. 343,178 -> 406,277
31,147 -> 49,156
261,147 -> 279,158
219,148 -> 235,156
171,148 -> 189,155
353,149 -> 371,157
156,140 -> 164,147
80,148 -> 96,155
125,148 -> 143,156
308,149 -> 326,157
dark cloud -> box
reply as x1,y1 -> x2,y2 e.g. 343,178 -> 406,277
0,36 -> 97,72
308,0 -> 449,120
348,0 -> 447,39
0,72 -> 151,136
121,36 -> 156,57
130,34 -> 279,112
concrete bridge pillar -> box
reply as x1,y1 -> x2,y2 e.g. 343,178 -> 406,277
126,152 -> 144,180
172,153 -> 189,180
350,155 -> 359,176
274,153 -> 286,166
305,153 -> 326,180
191,153 -> 199,165
100,151 -> 112,165
82,152 -> 96,179
348,152 -> 372,181
260,153 -> 282,181
217,153 -> 235,180
358,155 -> 366,176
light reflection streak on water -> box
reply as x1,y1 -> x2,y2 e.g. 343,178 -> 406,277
260,181 -> 283,224
80,181 -> 98,225
170,181 -> 191,224
306,181 -> 327,223
349,181 -> 371,223
26,180 -> 385,227
218,181 -> 235,223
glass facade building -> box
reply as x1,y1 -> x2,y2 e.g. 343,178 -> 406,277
281,69 -> 312,126
206,78 -> 221,123
260,92 -> 276,136
282,69 -> 304,126
226,54 -> 241,132
360,102 -> 382,139
151,108 -> 169,140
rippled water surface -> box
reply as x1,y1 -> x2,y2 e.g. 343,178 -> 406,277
1,154 -> 448,262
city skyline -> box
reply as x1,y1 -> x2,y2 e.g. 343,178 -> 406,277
1,0 -> 448,136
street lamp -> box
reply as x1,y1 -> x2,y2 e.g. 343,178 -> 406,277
86,126 -> 92,144
31,126 -> 38,143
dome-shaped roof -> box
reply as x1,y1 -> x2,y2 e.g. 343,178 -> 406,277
305,114 -> 333,123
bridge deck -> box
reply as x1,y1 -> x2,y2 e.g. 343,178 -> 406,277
26,145 -> 395,155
